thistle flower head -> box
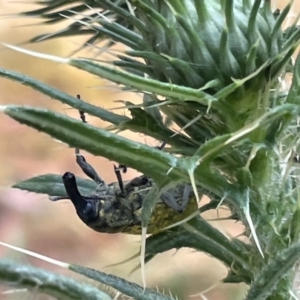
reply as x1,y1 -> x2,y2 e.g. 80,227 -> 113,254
129,1 -> 284,91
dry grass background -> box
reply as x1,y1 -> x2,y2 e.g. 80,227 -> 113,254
0,1 -> 298,299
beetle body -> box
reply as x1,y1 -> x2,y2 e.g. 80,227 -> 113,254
62,172 -> 198,234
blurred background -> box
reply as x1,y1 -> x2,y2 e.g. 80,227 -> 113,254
0,1 -> 298,299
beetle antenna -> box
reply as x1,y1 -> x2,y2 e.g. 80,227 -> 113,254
74,94 -> 104,185
157,141 -> 166,150
77,94 -> 86,123
114,165 -> 126,196
119,164 -> 127,173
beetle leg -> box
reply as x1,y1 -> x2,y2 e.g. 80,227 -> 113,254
181,184 -> 192,210
161,192 -> 184,213
110,141 -> 165,185
75,149 -> 104,185
114,165 -> 126,196
161,184 -> 192,213
110,140 -> 163,184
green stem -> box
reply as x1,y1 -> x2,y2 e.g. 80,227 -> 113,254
0,260 -> 111,300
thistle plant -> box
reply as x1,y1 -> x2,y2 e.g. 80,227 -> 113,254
1,0 -> 300,299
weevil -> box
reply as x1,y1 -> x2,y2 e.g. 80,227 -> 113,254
53,102 -> 198,234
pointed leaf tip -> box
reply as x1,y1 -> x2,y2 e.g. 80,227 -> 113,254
2,43 -> 69,64
0,241 -> 69,268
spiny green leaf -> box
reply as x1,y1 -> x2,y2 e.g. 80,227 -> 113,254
143,94 -> 163,125
0,259 -> 111,300
0,68 -> 127,125
122,103 -> 198,149
19,0 -> 132,47
290,208 -> 300,243
144,217 -> 253,282
286,51 -> 300,105
13,174 -> 97,197
159,105 -> 212,143
29,29 -> 96,43
245,243 -> 300,300
3,106 -> 180,184
68,59 -> 216,105
69,264 -> 173,300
